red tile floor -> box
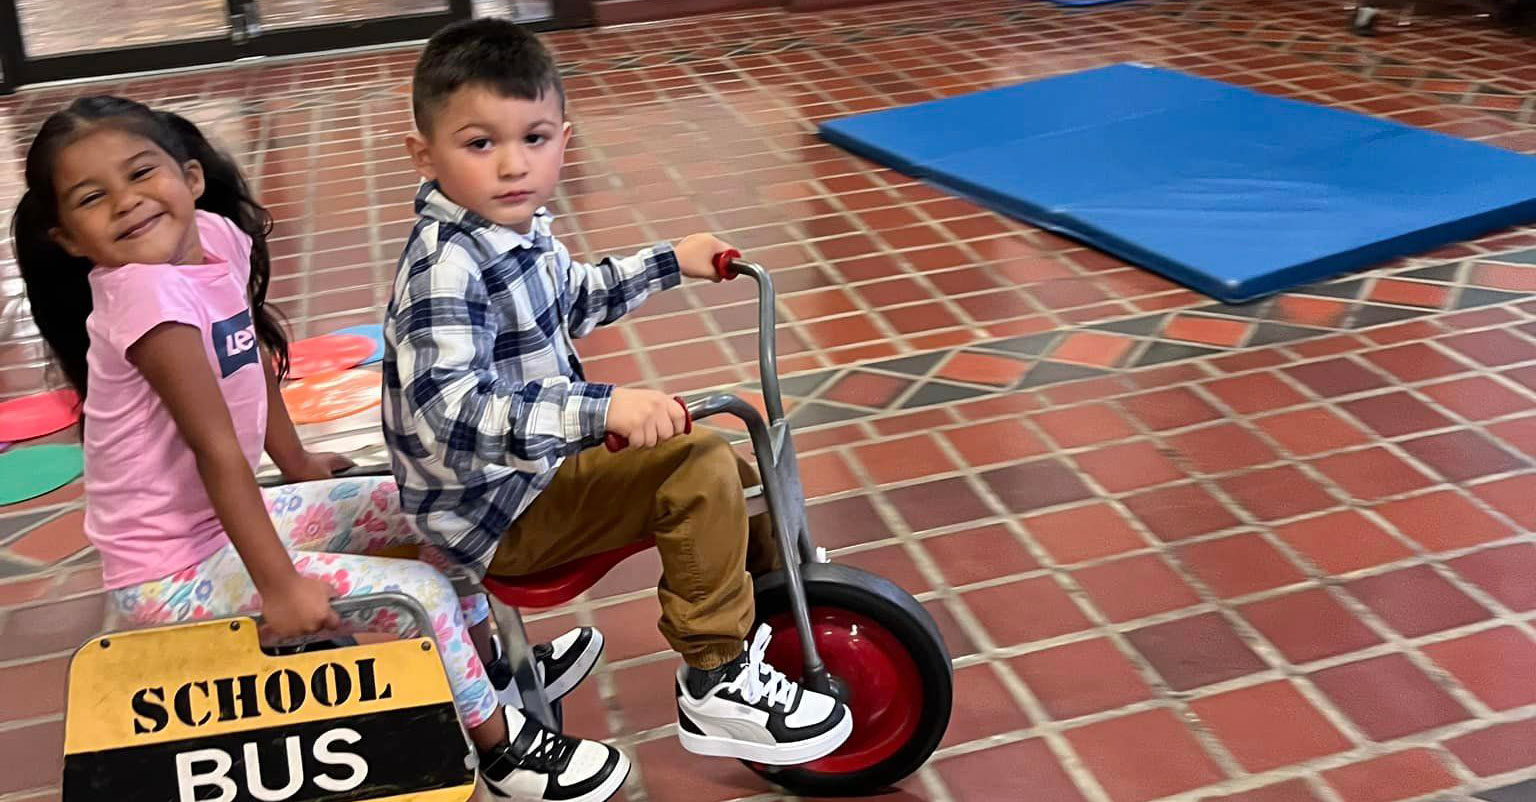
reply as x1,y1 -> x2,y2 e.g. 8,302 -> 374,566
3,1 -> 1536,801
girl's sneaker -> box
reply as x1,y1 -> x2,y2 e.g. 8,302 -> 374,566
488,627 -> 605,707
480,705 -> 629,802
674,624 -> 852,765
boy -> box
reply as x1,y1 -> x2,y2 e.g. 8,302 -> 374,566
383,18 -> 852,802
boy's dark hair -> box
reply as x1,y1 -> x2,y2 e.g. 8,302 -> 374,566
412,18 -> 565,134
12,95 -> 286,398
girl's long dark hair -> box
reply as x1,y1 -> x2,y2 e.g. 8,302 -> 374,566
11,95 -> 287,398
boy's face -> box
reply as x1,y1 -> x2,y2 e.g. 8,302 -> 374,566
405,85 -> 570,232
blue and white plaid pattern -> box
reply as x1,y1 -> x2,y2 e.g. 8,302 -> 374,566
382,182 -> 680,576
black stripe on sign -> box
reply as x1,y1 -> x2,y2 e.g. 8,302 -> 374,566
64,703 -> 473,802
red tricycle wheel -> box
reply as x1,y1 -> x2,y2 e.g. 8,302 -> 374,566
760,607 -> 922,773
747,562 -> 953,796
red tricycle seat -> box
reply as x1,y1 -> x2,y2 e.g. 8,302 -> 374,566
481,537 -> 656,609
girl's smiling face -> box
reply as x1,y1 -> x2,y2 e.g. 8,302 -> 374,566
48,127 -> 207,268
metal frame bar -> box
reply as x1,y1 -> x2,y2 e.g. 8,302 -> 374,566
485,593 -> 560,728
249,591 -> 438,652
14,40 -> 244,86
683,258 -> 831,689
550,0 -> 597,26
736,261 -> 786,423
685,394 -> 832,692
0,0 -> 22,94
328,592 -> 438,639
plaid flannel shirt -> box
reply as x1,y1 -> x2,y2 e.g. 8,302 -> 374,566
382,182 -> 680,577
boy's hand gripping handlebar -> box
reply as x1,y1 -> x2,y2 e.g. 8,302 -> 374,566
602,250 -> 740,452
604,396 -> 692,452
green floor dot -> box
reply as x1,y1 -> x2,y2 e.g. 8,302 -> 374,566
0,444 -> 84,506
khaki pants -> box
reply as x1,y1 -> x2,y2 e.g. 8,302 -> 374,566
489,432 -> 777,670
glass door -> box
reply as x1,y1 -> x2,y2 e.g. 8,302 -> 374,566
235,0 -> 470,57
0,0 -> 594,92
474,0 -> 593,29
258,0 -> 463,30
19,0 -> 232,59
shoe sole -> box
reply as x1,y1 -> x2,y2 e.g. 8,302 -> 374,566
675,706 -> 854,766
544,630 -> 605,703
482,750 -> 631,802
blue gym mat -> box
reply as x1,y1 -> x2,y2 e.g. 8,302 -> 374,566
818,64 -> 1536,302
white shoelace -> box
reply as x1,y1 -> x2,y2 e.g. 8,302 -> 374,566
728,624 -> 798,710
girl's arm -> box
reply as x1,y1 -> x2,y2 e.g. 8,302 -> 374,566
260,347 -> 352,482
128,322 -> 340,639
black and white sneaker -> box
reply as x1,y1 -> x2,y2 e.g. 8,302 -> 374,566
480,705 -> 629,802
674,624 -> 853,765
488,627 -> 605,708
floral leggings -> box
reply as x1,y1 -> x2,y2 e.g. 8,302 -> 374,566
108,476 -> 500,729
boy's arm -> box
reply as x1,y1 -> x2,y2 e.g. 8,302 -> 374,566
560,237 -> 680,338
394,247 -> 614,470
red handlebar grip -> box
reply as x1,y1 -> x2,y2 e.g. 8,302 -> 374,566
606,396 -> 691,452
712,249 -> 743,281
679,396 -> 694,434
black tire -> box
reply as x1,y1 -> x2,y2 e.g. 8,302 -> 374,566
746,563 -> 953,797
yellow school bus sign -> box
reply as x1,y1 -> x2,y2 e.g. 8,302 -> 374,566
63,609 -> 475,802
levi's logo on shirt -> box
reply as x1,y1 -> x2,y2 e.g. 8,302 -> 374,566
211,309 -> 259,378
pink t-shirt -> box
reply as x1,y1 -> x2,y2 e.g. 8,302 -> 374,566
83,211 -> 269,589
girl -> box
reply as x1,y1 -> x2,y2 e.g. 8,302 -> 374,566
13,96 -> 624,802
